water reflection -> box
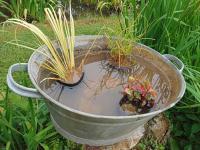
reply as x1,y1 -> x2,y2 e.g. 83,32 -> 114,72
37,52 -> 171,116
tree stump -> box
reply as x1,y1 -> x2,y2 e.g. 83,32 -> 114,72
83,113 -> 170,150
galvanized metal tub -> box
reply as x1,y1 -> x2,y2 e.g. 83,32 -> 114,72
7,35 -> 186,146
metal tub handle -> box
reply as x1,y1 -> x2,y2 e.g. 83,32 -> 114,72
7,63 -> 43,99
163,54 -> 184,73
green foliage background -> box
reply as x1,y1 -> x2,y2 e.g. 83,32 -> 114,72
0,0 -> 200,149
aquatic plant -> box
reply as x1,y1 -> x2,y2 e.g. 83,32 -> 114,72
120,76 -> 157,114
100,0 -> 144,68
5,4 -> 83,85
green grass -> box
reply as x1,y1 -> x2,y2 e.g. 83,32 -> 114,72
127,0 -> 200,148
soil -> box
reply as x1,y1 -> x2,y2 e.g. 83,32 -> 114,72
108,54 -> 135,70
120,94 -> 155,114
58,71 -> 84,87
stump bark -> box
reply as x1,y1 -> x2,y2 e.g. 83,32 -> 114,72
83,113 -> 170,150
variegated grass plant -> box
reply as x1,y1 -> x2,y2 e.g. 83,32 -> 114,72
5,6 -> 84,84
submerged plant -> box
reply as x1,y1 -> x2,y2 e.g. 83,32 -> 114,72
5,4 -> 84,85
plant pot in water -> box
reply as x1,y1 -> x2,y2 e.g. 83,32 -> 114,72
7,35 -> 186,146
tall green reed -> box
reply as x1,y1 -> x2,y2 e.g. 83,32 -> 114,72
2,0 -> 56,22
98,0 -> 200,148
0,73 -> 82,149
137,0 -> 200,107
134,0 -> 200,148
100,0 -> 200,107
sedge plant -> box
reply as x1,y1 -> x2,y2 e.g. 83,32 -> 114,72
99,0 -> 146,67
5,5 -> 84,85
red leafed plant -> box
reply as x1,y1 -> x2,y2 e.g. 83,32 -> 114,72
120,76 -> 157,114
